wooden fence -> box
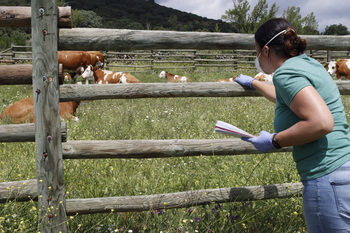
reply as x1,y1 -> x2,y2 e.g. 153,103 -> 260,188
2,46 -> 350,73
2,3 -> 350,232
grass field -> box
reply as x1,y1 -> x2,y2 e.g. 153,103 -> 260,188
2,69 -> 346,232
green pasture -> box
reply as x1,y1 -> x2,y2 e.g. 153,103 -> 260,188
2,69 -> 346,232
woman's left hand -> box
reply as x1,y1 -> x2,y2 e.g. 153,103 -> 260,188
242,131 -> 275,153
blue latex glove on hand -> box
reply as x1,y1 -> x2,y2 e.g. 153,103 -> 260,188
242,131 -> 275,153
234,74 -> 256,89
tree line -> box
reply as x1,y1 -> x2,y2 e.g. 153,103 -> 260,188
221,0 -> 349,35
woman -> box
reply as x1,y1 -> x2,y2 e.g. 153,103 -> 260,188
235,18 -> 350,232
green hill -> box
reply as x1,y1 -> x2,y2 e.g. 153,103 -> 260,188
0,0 -> 235,32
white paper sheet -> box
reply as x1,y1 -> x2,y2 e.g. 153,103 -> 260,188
215,120 -> 255,138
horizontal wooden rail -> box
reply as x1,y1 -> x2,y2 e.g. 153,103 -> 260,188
0,179 -> 302,215
0,64 -> 64,85
61,139 -> 292,159
0,179 -> 37,202
66,182 -> 303,215
59,28 -> 350,51
59,82 -> 260,101
59,81 -> 350,101
0,123 -> 67,142
0,6 -> 72,28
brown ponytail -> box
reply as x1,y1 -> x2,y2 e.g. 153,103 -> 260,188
283,28 -> 307,57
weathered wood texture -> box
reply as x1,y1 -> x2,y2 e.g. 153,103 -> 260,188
58,82 -> 263,101
0,64 -> 33,85
59,28 -> 350,51
0,179 -> 302,214
59,81 -> 350,101
65,182 -> 303,215
0,6 -> 72,28
0,179 -> 37,203
0,64 -> 64,85
31,0 -> 67,231
62,139 -> 292,159
0,123 -> 67,142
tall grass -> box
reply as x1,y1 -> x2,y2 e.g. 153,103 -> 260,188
2,69 -> 343,232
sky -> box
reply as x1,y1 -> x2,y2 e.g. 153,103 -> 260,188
154,0 -> 350,33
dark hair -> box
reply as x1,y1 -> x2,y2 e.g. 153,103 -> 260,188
255,18 -> 307,58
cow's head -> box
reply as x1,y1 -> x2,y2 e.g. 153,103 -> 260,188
326,60 -> 337,75
159,70 -> 166,78
81,65 -> 94,79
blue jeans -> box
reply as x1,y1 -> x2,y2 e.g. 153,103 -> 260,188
302,160 -> 350,233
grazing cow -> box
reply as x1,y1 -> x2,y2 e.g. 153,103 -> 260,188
216,77 -> 237,82
86,51 -> 104,68
325,59 -> 350,80
159,71 -> 192,83
81,65 -> 141,84
0,97 -> 81,124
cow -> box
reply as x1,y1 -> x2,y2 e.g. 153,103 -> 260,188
0,97 -> 81,124
86,51 -> 104,68
58,51 -> 91,82
215,73 -> 272,83
81,65 -> 141,84
216,77 -> 237,82
254,72 -> 273,82
159,71 -> 192,83
325,59 -> 350,80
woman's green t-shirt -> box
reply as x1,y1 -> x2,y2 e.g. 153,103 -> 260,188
273,54 -> 350,181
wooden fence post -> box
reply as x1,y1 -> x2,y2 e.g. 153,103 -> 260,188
31,0 -> 67,232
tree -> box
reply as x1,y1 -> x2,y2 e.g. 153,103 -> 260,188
222,0 -> 250,33
221,0 -> 277,33
323,24 -> 349,35
249,0 -> 278,33
72,9 -> 103,28
282,6 -> 302,33
301,12 -> 319,35
282,6 -> 319,35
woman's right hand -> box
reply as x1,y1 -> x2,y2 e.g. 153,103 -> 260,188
234,74 -> 256,89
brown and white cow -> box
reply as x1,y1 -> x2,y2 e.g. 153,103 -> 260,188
0,97 -> 81,124
159,71 -> 192,83
81,65 -> 141,84
325,59 -> 350,80
216,77 -> 237,82
58,51 -> 91,82
254,72 -> 273,82
216,73 -> 272,83
58,51 -> 104,83
86,51 -> 104,68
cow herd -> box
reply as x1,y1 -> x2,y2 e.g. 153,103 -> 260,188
1,53 -> 349,124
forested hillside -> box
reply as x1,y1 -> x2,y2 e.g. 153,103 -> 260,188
0,0 -> 235,50
67,0 -> 234,32
0,0 -> 234,32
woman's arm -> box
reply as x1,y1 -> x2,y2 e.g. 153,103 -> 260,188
251,80 -> 276,103
274,85 -> 334,147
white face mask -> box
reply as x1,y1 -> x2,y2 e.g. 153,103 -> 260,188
255,52 -> 265,74
255,29 -> 287,75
